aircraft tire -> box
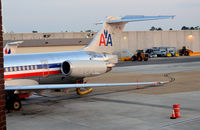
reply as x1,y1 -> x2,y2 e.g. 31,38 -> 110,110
12,100 -> 22,111
131,56 -> 136,61
144,56 -> 148,61
185,51 -> 189,56
6,91 -> 22,111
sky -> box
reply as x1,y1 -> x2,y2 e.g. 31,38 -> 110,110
2,0 -> 200,33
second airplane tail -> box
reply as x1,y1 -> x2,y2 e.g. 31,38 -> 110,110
4,41 -> 23,55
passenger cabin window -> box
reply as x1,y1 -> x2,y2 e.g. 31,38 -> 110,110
10,67 -> 13,72
6,65 -> 39,71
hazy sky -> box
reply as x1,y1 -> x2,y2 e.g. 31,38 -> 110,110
2,0 -> 200,33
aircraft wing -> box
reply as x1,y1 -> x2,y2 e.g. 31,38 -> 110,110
5,81 -> 168,91
107,15 -> 175,23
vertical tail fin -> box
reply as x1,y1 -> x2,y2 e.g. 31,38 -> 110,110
83,15 -> 175,54
83,16 -> 125,54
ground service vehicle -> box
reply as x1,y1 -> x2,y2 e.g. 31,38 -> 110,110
132,50 -> 149,61
120,50 -> 133,61
179,46 -> 193,56
145,49 -> 157,58
153,47 -> 176,57
152,47 -> 166,57
166,47 -> 176,56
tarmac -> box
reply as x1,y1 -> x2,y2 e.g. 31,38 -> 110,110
117,56 -> 200,67
114,62 -> 200,74
6,58 -> 200,130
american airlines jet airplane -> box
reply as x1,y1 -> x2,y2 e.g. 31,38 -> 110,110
4,15 -> 174,110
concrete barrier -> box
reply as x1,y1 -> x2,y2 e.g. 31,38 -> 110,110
3,30 -> 200,54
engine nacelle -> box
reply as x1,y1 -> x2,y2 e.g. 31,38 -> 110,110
61,60 -> 109,77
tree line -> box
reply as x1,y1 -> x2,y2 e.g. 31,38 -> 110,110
30,26 -> 200,33
149,26 -> 200,31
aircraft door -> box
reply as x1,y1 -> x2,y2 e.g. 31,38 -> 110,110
41,60 -> 49,77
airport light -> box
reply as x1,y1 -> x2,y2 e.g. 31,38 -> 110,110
187,35 -> 195,40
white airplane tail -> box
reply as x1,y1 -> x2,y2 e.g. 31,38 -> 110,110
4,41 -> 23,55
83,15 -> 175,54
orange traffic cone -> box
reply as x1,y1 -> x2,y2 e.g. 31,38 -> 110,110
170,110 -> 176,119
173,104 -> 181,118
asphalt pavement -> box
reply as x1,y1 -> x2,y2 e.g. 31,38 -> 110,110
117,56 -> 200,67
6,56 -> 200,130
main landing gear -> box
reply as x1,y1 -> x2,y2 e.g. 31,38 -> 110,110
6,91 -> 22,111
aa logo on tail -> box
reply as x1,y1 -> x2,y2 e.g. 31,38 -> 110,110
5,48 -> 11,54
99,30 -> 112,46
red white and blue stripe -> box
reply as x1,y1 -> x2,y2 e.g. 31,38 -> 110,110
4,63 -> 62,79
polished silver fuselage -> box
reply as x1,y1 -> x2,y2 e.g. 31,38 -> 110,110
4,51 -> 115,84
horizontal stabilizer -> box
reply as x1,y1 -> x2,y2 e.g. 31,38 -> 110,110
107,15 -> 175,23
7,41 -> 24,46
5,81 -> 168,90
